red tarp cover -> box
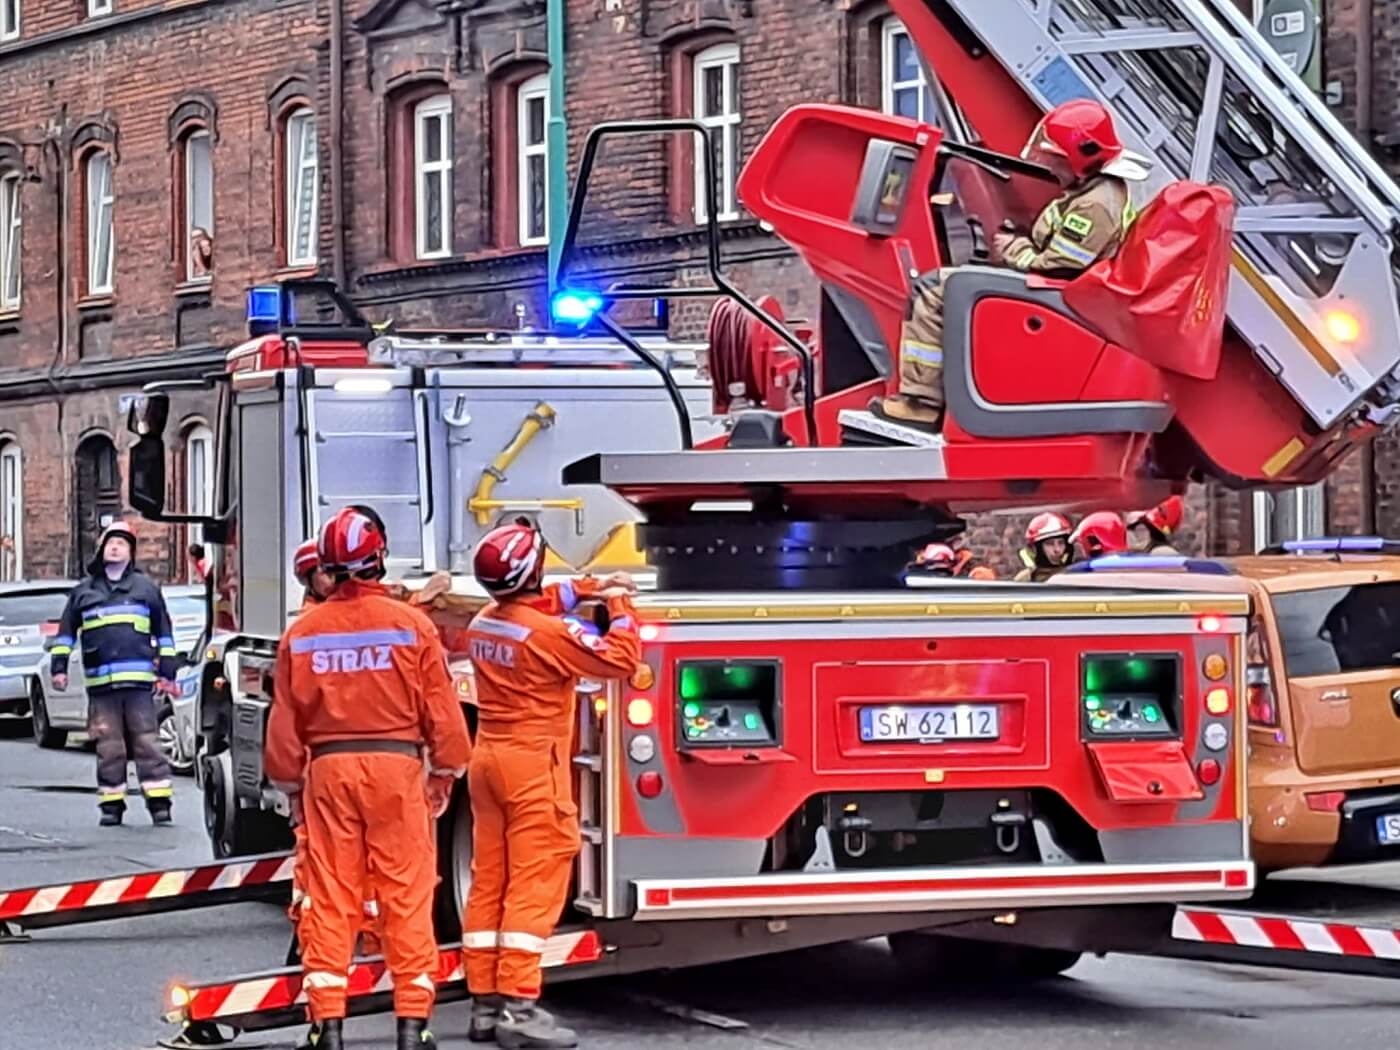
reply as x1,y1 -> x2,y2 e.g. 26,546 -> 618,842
1063,181 -> 1236,381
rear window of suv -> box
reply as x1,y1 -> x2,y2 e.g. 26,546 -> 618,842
0,590 -> 71,628
1272,581 -> 1400,678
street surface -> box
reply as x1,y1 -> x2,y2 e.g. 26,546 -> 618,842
6,733 -> 1400,1050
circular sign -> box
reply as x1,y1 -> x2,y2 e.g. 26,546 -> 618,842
1258,0 -> 1317,75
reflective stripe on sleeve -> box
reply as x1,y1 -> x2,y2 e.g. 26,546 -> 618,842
1013,247 -> 1037,270
1049,235 -> 1098,265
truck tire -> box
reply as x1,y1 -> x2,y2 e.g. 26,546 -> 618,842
888,931 -> 1081,982
204,750 -> 292,859
30,682 -> 68,750
433,779 -> 472,943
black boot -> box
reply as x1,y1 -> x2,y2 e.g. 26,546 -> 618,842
148,798 -> 173,826
468,994 -> 503,1043
298,1019 -> 343,1050
397,1017 -> 438,1050
98,800 -> 125,827
496,998 -> 578,1049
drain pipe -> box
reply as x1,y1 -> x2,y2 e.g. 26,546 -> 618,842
329,0 -> 347,288
545,0 -> 567,295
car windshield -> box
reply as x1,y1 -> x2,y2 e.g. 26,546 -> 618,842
1271,581 -> 1400,678
0,590 -> 71,628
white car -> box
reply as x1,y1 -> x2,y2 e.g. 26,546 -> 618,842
0,581 -> 76,724
33,584 -> 208,774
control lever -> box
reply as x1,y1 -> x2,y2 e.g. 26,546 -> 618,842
967,217 -> 989,262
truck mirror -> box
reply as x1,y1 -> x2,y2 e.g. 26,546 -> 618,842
128,433 -> 167,518
126,393 -> 170,438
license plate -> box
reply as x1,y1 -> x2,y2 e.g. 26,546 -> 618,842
1375,813 -> 1400,844
859,704 -> 999,743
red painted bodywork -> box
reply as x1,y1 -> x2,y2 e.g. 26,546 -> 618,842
615,632 -> 1242,847
226,335 -> 370,373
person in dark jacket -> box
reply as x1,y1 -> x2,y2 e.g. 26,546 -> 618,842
51,521 -> 178,827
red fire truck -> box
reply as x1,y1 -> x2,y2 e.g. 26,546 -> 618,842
113,0 -> 1400,1039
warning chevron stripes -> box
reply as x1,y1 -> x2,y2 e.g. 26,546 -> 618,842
169,930 -> 605,1028
0,851 -> 293,930
1174,907 -> 1400,959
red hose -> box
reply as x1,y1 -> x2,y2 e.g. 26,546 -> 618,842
706,299 -> 762,414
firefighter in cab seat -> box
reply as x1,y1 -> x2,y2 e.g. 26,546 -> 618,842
463,519 -> 642,1049
50,521 -> 179,827
266,506 -> 472,1050
1014,513 -> 1075,582
1127,495 -> 1184,555
909,542 -> 995,580
1071,511 -> 1130,562
874,99 -> 1149,433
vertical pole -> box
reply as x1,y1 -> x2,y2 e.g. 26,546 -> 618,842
546,0 -> 567,296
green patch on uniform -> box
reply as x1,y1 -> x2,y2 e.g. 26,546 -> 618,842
1061,213 -> 1094,240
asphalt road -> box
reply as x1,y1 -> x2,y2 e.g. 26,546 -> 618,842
6,733 -> 1400,1050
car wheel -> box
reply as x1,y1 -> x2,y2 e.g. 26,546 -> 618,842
158,712 -> 194,776
30,682 -> 68,750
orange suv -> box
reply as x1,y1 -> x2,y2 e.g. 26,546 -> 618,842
1063,538 -> 1400,871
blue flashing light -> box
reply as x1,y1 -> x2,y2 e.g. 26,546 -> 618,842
551,289 -> 604,326
1280,536 -> 1387,553
1066,555 -> 1232,575
246,286 -> 283,328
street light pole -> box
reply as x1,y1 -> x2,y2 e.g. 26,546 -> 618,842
547,0 -> 567,295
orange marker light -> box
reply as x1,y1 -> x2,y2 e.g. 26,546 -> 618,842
593,696 -> 608,716
1203,653 -> 1228,681
1205,687 -> 1232,716
626,698 -> 655,728
630,664 -> 656,690
1325,310 -> 1361,344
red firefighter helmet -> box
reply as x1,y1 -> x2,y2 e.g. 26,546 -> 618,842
473,518 -> 545,596
1026,100 -> 1125,179
1138,494 -> 1184,536
1071,512 -> 1129,559
293,538 -> 320,582
914,543 -> 958,572
318,506 -> 388,575
1025,512 -> 1072,547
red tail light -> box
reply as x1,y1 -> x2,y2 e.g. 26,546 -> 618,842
1306,791 -> 1345,813
40,621 -> 58,637
637,771 -> 664,798
1197,759 -> 1222,786
1245,620 -> 1280,728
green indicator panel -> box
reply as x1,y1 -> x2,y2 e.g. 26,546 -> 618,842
1081,653 -> 1181,740
676,660 -> 781,750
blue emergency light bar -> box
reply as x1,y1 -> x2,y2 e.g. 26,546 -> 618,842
1065,555 -> 1233,575
550,289 -> 605,326
246,285 -> 294,335
1277,536 -> 1389,553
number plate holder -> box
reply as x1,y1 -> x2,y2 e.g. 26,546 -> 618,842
858,703 -> 1000,743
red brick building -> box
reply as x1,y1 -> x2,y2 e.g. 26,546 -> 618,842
0,0 -> 1393,581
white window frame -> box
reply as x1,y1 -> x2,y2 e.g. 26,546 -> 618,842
692,42 -> 740,224
517,74 -> 549,247
1,0 -> 19,42
413,95 -> 453,260
0,442 -> 21,582
183,130 -> 213,282
882,17 -> 932,123
186,425 -> 214,552
0,173 -> 20,310
87,0 -> 111,17
285,107 -> 319,267
1252,484 -> 1326,551
85,151 -> 114,296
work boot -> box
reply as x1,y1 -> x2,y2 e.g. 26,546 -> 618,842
871,394 -> 942,433
148,799 -> 173,826
98,801 -> 124,827
495,998 -> 579,1049
299,1019 -> 343,1050
397,1017 -> 438,1050
468,994 -> 503,1043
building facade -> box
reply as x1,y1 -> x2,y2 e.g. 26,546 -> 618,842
0,0 -> 1392,581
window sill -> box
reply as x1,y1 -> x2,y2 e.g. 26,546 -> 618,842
275,264 -> 319,280
0,308 -> 19,336
77,294 -> 114,311
175,278 -> 212,298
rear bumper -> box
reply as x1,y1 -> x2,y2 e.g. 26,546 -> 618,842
1334,792 -> 1400,862
0,671 -> 31,705
631,860 -> 1254,921
1250,777 -> 1400,869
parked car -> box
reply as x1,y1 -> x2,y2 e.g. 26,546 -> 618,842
34,584 -> 208,774
1064,540 -> 1400,871
0,581 -> 77,723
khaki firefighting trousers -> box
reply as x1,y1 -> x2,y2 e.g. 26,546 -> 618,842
897,269 -> 952,409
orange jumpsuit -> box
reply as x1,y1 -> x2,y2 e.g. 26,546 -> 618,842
267,581 -> 472,1022
461,585 -> 640,1001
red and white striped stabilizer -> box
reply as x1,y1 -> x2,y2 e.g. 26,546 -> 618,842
168,930 -> 605,1026
1174,907 -> 1400,960
0,852 -> 293,927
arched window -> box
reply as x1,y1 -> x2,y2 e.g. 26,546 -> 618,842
691,42 -> 740,223
74,433 -> 120,569
283,106 -> 319,267
880,17 -> 935,122
516,74 -> 549,246
83,150 -> 115,295
177,128 -> 214,280
413,94 -> 454,259
0,439 -> 21,581
0,170 -> 20,310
